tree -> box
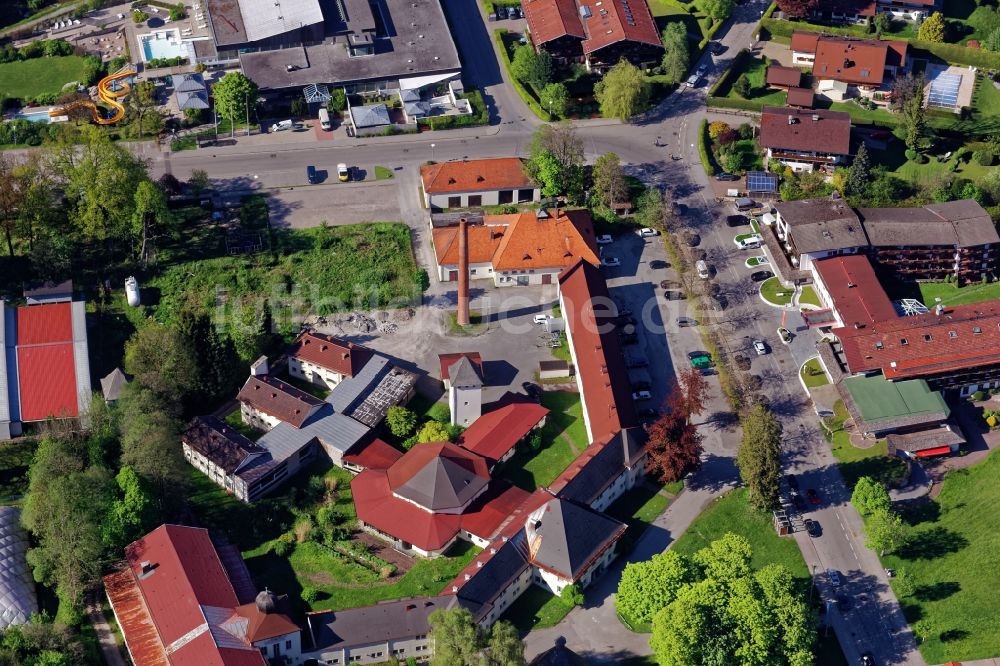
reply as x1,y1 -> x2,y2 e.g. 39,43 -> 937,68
176,309 -> 243,408
539,82 -> 569,118
131,179 -> 172,267
874,12 -> 892,35
864,509 -> 908,556
634,188 -> 669,231
850,476 -> 891,518
708,121 -> 730,140
0,152 -> 29,256
617,550 -> 695,625
889,73 -> 924,113
486,621 -> 525,666
985,26 -> 1000,52
328,88 -> 347,112
734,74 -> 752,99
123,324 -> 197,402
917,11 -> 946,42
529,124 -> 584,175
900,79 -> 929,155
116,385 -> 188,510
594,60 -> 649,120
526,124 -> 585,201
126,80 -> 160,139
211,72 -> 258,136
386,406 -> 418,438
660,22 -> 689,83
560,583 -> 584,607
646,369 -> 708,482
703,0 -> 735,20
417,420 -> 453,443
188,168 -> 210,194
591,152 -> 627,210
428,607 -> 483,665
511,45 -> 552,89
846,142 -> 871,196
775,0 -> 818,18
736,403 -> 783,511
230,300 -> 274,362
102,466 -> 155,552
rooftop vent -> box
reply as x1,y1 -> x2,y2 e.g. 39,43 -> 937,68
477,561 -> 484,568
464,573 -> 471,581
811,114 -> 820,121
788,115 -> 797,125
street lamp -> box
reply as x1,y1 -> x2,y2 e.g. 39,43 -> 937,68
431,143 -> 436,161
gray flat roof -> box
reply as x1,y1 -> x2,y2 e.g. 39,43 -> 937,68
241,0 -> 324,42
206,0 -> 249,45
256,404 -> 370,459
308,595 -> 458,652
239,0 -> 461,91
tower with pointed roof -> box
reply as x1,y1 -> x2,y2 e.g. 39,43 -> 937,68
447,356 -> 483,427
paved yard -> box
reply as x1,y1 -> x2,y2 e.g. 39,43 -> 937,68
266,181 -> 401,228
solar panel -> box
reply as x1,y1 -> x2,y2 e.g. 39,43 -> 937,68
746,171 -> 778,194
927,70 -> 961,109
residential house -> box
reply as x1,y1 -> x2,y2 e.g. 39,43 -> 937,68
759,106 -> 852,173
0,299 -> 92,440
103,524 -> 300,665
772,196 -> 866,271
288,331 -> 373,389
791,32 -> 907,96
304,596 -> 461,665
432,208 -> 600,286
809,0 -> 876,23
237,374 -> 325,432
420,158 -> 539,210
877,0 -> 938,20
522,0 -> 663,70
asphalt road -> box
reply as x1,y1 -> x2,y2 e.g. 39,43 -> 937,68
137,2 -> 925,662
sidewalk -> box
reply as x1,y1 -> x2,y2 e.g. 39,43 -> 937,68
86,591 -> 125,666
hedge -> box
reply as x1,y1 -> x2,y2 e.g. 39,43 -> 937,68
762,1 -> 778,20
706,96 -> 766,112
697,119 -> 714,176
493,29 -> 554,122
763,18 -> 1000,70
708,48 -> 750,97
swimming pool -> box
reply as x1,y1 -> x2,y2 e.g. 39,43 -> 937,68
14,109 -> 53,123
139,30 -> 194,62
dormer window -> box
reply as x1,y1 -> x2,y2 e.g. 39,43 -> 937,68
900,338 -> 908,345
948,331 -> 957,338
874,341 -> 883,350
924,334 -> 933,342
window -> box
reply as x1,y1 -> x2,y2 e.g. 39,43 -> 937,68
948,331 -> 957,338
285,640 -> 292,649
924,334 -> 933,342
448,196 -> 461,208
900,338 -> 908,345
468,195 -> 482,207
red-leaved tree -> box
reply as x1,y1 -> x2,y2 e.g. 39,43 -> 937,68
776,0 -> 818,18
647,369 -> 709,482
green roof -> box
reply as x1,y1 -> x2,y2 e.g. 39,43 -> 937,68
842,375 -> 949,424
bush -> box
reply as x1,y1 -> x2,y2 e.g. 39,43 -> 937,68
905,148 -> 918,161
971,390 -> 985,401
493,29 -> 552,121
415,267 -> 430,292
302,586 -> 319,603
427,402 -> 451,423
974,150 -> 994,166
708,121 -> 730,139
271,535 -> 294,557
132,9 -> 149,22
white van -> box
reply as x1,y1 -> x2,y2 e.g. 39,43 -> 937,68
269,119 -> 293,133
696,260 -> 710,279
319,107 -> 331,130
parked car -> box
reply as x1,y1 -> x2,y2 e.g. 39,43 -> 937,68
632,390 -> 652,401
337,163 -> 350,181
660,279 -> 682,289
596,234 -> 613,244
685,73 -> 700,88
676,317 -> 698,327
649,259 -> 669,269
638,227 -> 659,237
506,6 -> 516,19
695,64 -> 708,76
533,314 -> 551,324
306,165 -> 319,184
601,256 -> 621,267
708,41 -> 726,54
807,488 -> 821,505
750,270 -> 774,282
753,339 -> 768,355
827,569 -> 841,586
715,172 -> 739,181
804,519 -> 821,537
696,260 -> 710,279
734,234 -> 763,250
689,351 -> 711,369
778,327 -> 793,344
664,290 -> 685,301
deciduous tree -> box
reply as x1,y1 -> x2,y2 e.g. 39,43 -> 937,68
131,179 -> 171,267
417,420 -> 453,443
646,368 -> 708,482
487,620 -> 525,666
591,152 -> 627,210
211,72 -> 259,136
660,22 -> 689,83
560,583 -> 584,607
864,508 -> 908,556
526,124 -> 585,200
102,466 -> 155,552
736,403 -> 783,511
428,607 -> 483,665
539,82 -> 569,118
775,0 -> 818,19
188,168 -> 210,194
734,73 -> 752,98
703,0 -> 735,20
850,476 -> 891,518
386,406 -> 418,438
595,60 -> 649,120
617,550 -> 695,625
511,45 -> 552,89
123,324 -> 198,403
116,385 -> 188,510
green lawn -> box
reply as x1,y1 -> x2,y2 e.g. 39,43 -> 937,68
0,55 -> 90,98
717,55 -> 789,106
883,449 -> 1000,662
799,285 -> 821,308
800,358 -> 829,389
374,166 -> 394,180
499,586 -> 574,632
760,276 -> 793,306
868,138 -> 993,189
943,0 -> 1000,44
823,400 -> 907,489
972,73 -> 1000,119
918,280 -> 1000,307
671,488 -> 810,583
494,391 -> 588,490
0,439 -> 38,504
606,481 -> 674,553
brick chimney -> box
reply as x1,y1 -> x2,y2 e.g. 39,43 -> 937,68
457,217 -> 470,326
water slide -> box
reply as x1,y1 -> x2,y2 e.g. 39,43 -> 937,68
49,68 -> 137,125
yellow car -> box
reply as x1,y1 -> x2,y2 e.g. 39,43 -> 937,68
337,163 -> 349,182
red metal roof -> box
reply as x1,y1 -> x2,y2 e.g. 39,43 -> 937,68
913,446 -> 953,458
16,344 -> 78,421
103,567 -> 170,666
342,438 -> 404,470
557,259 -> 638,443
457,397 -> 549,464
289,331 -> 373,377
352,469 -> 462,551
438,352 -> 484,381
16,302 -> 72,345
814,256 -> 898,327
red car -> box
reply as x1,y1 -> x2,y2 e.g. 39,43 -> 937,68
806,489 -> 821,505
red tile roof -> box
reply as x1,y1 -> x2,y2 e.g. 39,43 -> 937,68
15,303 -> 78,422
760,106 -> 852,156
289,332 -> 373,377
457,396 -> 549,464
766,64 -> 802,88
812,36 -> 906,86
557,259 -> 638,443
233,601 -> 300,642
580,0 -> 662,54
342,438 -> 404,470
236,375 -> 323,428
458,483 -> 533,539
353,469 -> 463,551
523,0 -> 586,46
107,525 -> 266,666
438,352 -> 484,381
836,302 -> 1000,380
790,30 -> 820,54
786,87 -> 815,108
813,256 -> 898,327
433,225 -> 505,266
420,158 -> 534,194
